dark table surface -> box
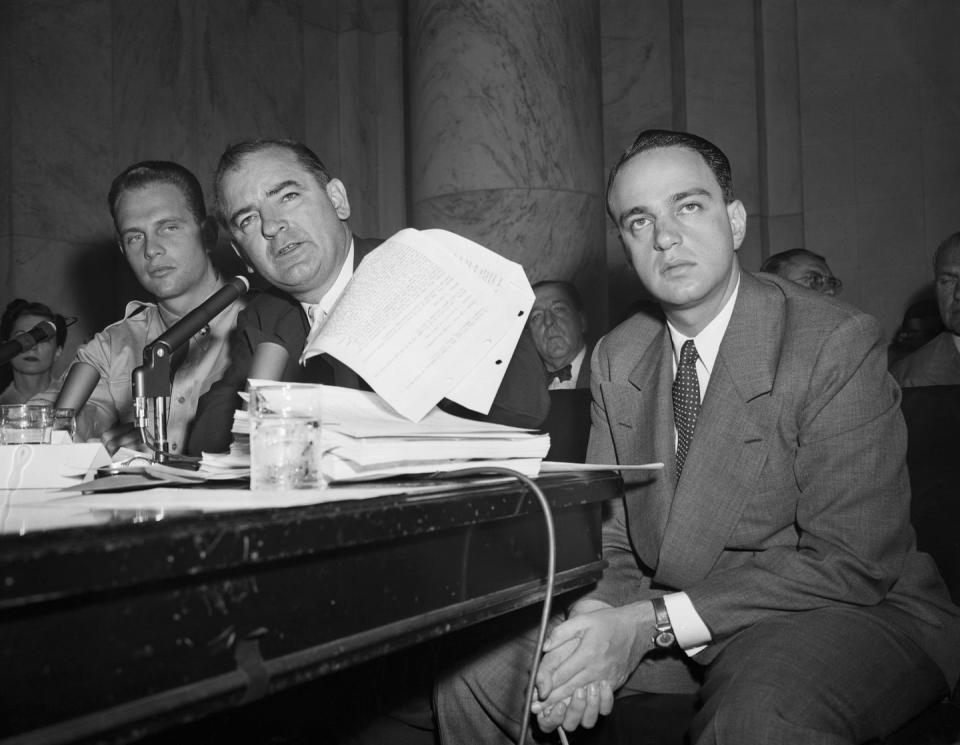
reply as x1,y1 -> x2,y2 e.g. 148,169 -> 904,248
0,470 -> 624,744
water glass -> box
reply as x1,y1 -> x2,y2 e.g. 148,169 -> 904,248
51,407 -> 78,444
248,384 -> 323,491
0,405 -> 53,445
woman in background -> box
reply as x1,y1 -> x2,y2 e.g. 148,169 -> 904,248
0,299 -> 68,405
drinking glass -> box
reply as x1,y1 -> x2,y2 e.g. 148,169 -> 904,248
0,405 -> 53,445
248,384 -> 324,490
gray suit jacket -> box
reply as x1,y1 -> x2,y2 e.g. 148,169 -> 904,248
891,331 -> 960,388
586,271 -> 960,689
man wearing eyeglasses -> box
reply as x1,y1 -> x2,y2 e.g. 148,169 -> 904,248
760,248 -> 843,296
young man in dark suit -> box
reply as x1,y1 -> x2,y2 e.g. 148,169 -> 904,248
436,130 -> 960,743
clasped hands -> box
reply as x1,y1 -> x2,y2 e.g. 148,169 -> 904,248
531,599 -> 655,733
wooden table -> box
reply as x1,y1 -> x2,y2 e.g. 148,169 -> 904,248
0,471 -> 622,744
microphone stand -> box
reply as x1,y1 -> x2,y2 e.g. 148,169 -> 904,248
131,345 -> 189,466
131,276 -> 249,468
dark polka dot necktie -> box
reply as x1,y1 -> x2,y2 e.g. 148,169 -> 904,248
672,340 -> 700,477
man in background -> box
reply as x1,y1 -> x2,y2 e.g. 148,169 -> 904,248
529,280 -> 590,389
187,139 -> 548,455
57,161 -> 244,455
760,247 -> 842,296
891,231 -> 960,386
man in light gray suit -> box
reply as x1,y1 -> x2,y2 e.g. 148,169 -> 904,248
435,130 -> 960,744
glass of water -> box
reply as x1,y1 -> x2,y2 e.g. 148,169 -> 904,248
248,384 -> 324,491
0,404 -> 53,444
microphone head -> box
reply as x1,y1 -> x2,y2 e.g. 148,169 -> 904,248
230,275 -> 251,294
34,319 -> 57,340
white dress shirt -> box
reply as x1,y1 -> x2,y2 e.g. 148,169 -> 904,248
299,239 -> 355,365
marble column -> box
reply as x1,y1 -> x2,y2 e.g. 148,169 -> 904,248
407,0 -> 607,331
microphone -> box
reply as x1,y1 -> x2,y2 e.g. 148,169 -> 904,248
56,362 -> 102,412
134,274 -> 250,399
0,320 -> 58,365
144,275 -> 250,361
132,276 -> 250,461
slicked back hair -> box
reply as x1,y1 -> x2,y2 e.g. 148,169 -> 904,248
213,139 -> 332,228
108,161 -> 206,233
606,129 -> 734,223
760,248 -> 827,275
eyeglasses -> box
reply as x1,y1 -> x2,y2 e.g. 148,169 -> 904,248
797,272 -> 843,296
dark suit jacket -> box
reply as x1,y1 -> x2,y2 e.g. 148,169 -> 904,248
586,271 -> 960,689
575,344 -> 592,388
890,331 -> 960,388
187,236 -> 549,455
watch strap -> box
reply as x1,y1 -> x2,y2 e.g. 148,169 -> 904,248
651,596 -> 677,649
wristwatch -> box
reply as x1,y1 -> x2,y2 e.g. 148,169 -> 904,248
651,596 -> 677,649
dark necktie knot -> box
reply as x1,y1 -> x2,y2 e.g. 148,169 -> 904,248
672,340 -> 700,478
545,363 -> 573,385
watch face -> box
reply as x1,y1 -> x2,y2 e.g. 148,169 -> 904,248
654,630 -> 676,649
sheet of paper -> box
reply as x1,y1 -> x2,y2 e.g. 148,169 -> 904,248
423,230 -> 533,413
324,429 -> 549,466
50,481 -> 500,512
300,228 -> 527,421
323,456 -> 541,482
0,443 -> 111,489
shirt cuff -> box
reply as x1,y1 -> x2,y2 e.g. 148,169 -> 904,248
662,592 -> 711,656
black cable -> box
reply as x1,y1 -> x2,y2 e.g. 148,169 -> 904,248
440,466 -> 558,745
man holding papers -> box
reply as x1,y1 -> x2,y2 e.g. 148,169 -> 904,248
436,130 -> 960,743
187,139 -> 548,455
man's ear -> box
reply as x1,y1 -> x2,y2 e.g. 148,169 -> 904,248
231,241 -> 255,273
727,200 -> 747,251
201,216 -> 219,253
325,179 -> 352,221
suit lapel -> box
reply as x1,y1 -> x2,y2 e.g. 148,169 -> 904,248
601,327 -> 677,569
655,272 -> 784,587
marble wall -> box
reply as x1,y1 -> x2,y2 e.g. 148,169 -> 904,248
797,0 -> 960,338
407,0 -> 606,334
600,0 -> 960,341
2,0 -> 959,361
1,0 -> 406,376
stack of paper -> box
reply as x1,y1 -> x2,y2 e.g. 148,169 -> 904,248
203,384 -> 550,483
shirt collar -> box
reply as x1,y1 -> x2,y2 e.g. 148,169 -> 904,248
301,236 -> 355,321
666,273 -> 741,375
126,276 -> 235,348
569,344 -> 587,379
